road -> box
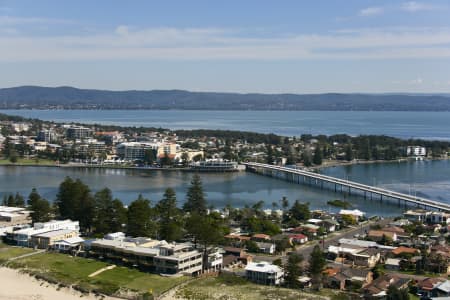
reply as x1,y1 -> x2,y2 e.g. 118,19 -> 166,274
252,218 -> 392,263
294,217 -> 392,259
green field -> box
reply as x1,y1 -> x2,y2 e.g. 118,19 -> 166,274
0,243 -> 36,263
0,158 -> 58,165
172,275 -> 344,300
5,249 -> 188,297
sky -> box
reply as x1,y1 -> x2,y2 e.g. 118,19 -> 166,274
1,0 -> 450,93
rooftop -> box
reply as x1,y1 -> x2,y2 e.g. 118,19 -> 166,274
245,261 -> 282,274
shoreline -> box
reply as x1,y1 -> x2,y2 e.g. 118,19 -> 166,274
0,266 -> 118,300
0,156 -> 447,172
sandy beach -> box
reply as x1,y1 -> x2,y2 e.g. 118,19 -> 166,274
0,267 -> 115,300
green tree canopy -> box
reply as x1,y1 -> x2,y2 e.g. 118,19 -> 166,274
93,188 -> 127,235
127,195 -> 156,237
55,177 -> 95,232
156,188 -> 183,242
183,174 -> 207,215
27,188 -> 51,223
309,245 -> 326,290
284,253 -> 304,288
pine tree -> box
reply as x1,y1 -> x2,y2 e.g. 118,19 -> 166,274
183,174 -> 207,215
93,188 -> 115,235
313,145 -> 323,165
345,144 -> 354,161
284,253 -> 304,288
55,177 -> 95,232
157,188 -> 183,242
266,145 -> 274,164
27,188 -> 51,223
309,245 -> 326,290
127,195 -> 155,237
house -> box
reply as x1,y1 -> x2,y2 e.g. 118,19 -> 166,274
339,209 -> 365,221
433,280 -> 450,298
417,278 -> 445,299
245,261 -> 284,285
427,212 -> 450,225
30,229 -> 79,249
289,234 -> 308,244
53,236 -> 85,252
391,246 -> 420,257
307,218 -> 338,232
363,274 -> 410,299
0,206 -> 32,227
403,209 -> 429,222
256,242 -> 276,254
251,233 -> 271,242
328,245 -> 381,268
11,219 -> 80,247
325,267 -> 373,290
384,258 -> 401,270
224,234 -> 250,247
367,230 -> 397,243
222,247 -> 253,267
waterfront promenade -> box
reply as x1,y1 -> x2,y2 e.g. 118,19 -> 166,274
245,162 -> 450,212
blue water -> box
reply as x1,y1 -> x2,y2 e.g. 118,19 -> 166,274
2,110 -> 450,140
0,160 -> 448,217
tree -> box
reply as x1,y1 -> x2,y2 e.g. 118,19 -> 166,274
13,193 -> 25,207
93,188 -> 126,235
284,253 -> 304,288
289,200 -> 311,222
275,236 -> 291,254
156,188 -> 183,242
110,199 -> 127,233
302,149 -> 312,167
266,145 -> 274,164
2,193 -> 24,207
386,285 -> 409,300
180,152 -> 190,167
313,145 -> 323,165
160,152 -> 173,166
345,144 -> 354,161
309,245 -> 326,290
186,212 -> 226,270
127,195 -> 155,237
27,188 -> 51,223
143,149 -> 156,165
55,177 -> 95,232
183,174 -> 207,215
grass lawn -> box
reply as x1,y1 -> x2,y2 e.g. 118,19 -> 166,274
0,243 -> 36,263
0,158 -> 58,165
409,293 -> 420,300
172,275 -> 340,300
8,252 -> 189,297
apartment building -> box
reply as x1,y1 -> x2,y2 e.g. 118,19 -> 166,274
88,236 -> 207,275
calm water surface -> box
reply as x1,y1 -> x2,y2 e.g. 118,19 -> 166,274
0,160 -> 448,217
2,110 -> 450,140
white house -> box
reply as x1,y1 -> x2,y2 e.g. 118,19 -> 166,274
245,261 -> 284,285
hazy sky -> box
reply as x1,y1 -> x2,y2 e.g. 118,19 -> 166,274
1,0 -> 450,93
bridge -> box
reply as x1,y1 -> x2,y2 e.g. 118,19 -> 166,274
244,162 -> 450,212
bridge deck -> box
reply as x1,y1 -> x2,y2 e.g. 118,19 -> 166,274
244,162 -> 450,212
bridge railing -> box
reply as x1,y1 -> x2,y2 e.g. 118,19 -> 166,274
244,162 -> 450,211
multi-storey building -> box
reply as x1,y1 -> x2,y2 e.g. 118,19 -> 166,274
66,126 -> 93,139
88,235 -> 208,275
116,142 -> 160,161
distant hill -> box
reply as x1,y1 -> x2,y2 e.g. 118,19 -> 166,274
1,86 -> 450,111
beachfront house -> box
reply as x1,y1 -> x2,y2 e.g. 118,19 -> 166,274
245,261 -> 284,285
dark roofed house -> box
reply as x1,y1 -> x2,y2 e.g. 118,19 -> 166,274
363,274 -> 410,299
324,266 -> 373,291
